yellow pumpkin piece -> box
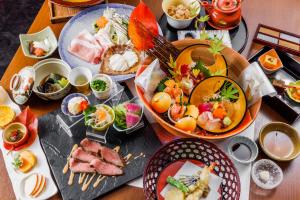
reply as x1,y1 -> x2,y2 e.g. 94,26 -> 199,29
185,105 -> 199,119
0,105 -> 15,128
19,150 -> 37,173
151,92 -> 172,113
175,117 -> 197,132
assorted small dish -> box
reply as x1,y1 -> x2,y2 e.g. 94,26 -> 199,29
258,48 -> 283,74
259,122 -> 300,161
90,74 -> 113,100
251,159 -> 283,190
32,58 -> 71,101
61,93 -> 90,118
3,122 -> 29,149
113,97 -> 144,132
68,67 -> 93,94
162,0 -> 201,29
19,26 -> 58,59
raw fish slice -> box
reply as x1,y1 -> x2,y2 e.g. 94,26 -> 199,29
68,38 -> 103,64
90,159 -> 123,176
69,158 -> 95,173
71,147 -> 99,163
80,138 -> 102,154
197,111 -> 221,131
126,112 -> 140,128
101,146 -> 124,167
125,103 -> 141,115
76,29 -> 100,47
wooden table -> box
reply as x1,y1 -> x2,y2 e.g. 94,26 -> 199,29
1,0 -> 300,199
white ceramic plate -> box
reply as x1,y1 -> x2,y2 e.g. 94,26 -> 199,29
58,3 -> 162,82
0,87 -> 58,200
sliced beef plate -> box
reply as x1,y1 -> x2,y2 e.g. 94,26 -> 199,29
90,159 -> 123,176
69,158 -> 96,173
72,147 -> 99,163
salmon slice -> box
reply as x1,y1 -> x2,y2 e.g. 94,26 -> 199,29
90,159 -> 123,176
71,147 -> 98,163
69,158 -> 95,173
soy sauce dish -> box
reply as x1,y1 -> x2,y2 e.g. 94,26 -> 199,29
227,136 -> 258,164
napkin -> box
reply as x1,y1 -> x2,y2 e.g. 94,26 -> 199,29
238,62 -> 277,107
134,59 -> 166,102
160,161 -> 222,200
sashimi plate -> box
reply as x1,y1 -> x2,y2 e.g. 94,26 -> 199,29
58,3 -> 162,82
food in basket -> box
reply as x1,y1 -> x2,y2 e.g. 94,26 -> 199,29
67,96 -> 89,116
12,150 -> 37,173
24,173 -> 47,198
0,105 -> 15,128
37,73 -> 68,94
164,164 -> 214,200
100,45 -> 140,75
113,101 -> 143,130
83,104 -> 115,131
29,38 -> 51,57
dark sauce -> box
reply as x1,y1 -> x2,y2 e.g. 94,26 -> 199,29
231,143 -> 252,161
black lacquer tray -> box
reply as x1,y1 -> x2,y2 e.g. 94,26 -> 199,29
38,84 -> 162,200
248,46 -> 300,123
159,6 -> 248,53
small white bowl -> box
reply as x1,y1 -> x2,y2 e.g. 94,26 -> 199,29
90,74 -> 113,100
68,67 -> 92,93
19,26 -> 57,59
162,0 -> 201,29
32,58 -> 71,101
251,159 -> 283,189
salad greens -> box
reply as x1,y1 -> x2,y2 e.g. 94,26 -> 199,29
83,106 -> 97,126
91,79 -> 107,91
113,104 -> 127,129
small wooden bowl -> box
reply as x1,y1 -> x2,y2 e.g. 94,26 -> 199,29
3,122 -> 29,148
259,122 -> 300,161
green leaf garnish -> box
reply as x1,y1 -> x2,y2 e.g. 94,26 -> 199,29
12,154 -> 23,169
220,81 -> 239,101
193,61 -> 211,78
156,77 -> 170,92
208,37 -> 225,56
194,15 -> 209,29
167,54 -> 176,69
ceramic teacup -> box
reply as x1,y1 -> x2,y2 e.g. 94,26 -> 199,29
68,67 -> 92,94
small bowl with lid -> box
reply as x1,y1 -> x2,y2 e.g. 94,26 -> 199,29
251,159 -> 283,189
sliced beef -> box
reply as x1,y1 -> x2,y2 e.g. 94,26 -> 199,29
71,147 -> 98,163
80,138 -> 102,154
69,158 -> 95,173
101,146 -> 124,167
90,159 -> 123,176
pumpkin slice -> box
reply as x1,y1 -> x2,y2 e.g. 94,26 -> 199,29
32,175 -> 46,198
24,174 -> 38,197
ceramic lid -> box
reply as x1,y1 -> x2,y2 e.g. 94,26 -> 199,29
215,0 -> 239,11
10,67 -> 35,105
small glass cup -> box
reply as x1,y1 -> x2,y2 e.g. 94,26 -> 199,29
68,67 -> 92,94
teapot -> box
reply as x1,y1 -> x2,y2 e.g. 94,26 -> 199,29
201,0 -> 242,30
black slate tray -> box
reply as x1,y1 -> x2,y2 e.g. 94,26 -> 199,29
248,46 -> 300,123
38,84 -> 162,200
159,4 -> 248,53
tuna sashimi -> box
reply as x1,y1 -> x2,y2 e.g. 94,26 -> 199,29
90,159 -> 123,176
101,146 -> 124,167
71,147 -> 98,163
125,103 -> 142,115
80,138 -> 102,154
69,158 -> 95,173
126,112 -> 140,128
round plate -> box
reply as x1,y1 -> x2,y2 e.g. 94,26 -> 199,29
156,159 -> 222,200
59,3 -> 163,82
159,13 -> 248,53
51,0 -> 103,8
143,138 -> 240,200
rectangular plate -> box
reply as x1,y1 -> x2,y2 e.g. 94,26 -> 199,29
38,84 -> 162,200
248,46 -> 300,123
